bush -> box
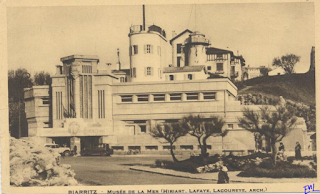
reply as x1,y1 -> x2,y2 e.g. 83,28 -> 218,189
238,161 -> 317,178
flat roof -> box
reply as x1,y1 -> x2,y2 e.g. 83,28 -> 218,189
60,55 -> 99,62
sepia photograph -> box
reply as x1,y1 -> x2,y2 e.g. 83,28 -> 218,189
1,0 -> 318,193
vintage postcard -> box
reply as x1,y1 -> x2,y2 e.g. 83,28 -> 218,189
1,0 -> 319,193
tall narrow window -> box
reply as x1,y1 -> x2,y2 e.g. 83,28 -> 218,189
98,90 -> 105,118
120,77 -> 125,82
56,92 -> 63,120
177,44 -> 182,54
145,45 -> 153,54
169,75 -> 174,81
133,45 -> 138,55
157,46 -> 161,56
177,57 -> 181,67
132,68 -> 136,77
146,67 -> 152,76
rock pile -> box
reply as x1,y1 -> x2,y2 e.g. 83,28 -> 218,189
10,137 -> 79,186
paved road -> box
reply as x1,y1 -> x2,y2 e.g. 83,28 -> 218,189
61,156 -> 215,186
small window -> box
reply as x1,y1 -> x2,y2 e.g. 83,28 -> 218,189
177,44 -> 182,54
153,94 -> 165,102
203,92 -> 216,100
169,75 -> 174,81
146,146 -> 158,150
186,93 -> 198,100
177,57 -> 181,67
120,77 -> 125,82
207,66 -> 211,71
128,146 -> 141,151
170,93 -> 181,101
145,44 -> 153,54
121,95 -> 133,102
112,146 -> 124,150
163,145 -> 175,150
146,67 -> 152,76
42,98 -> 50,105
157,46 -> 161,56
140,125 -> 147,133
137,95 -> 149,102
216,63 -> 223,71
133,45 -> 138,55
227,124 -> 234,129
187,74 -> 193,80
132,68 -> 136,77
180,145 -> 193,150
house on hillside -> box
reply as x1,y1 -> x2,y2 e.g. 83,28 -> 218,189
268,67 -> 286,76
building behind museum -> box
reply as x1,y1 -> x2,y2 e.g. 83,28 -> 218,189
24,7 -> 310,155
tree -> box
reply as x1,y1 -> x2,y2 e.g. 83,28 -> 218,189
180,115 -> 226,159
272,54 -> 300,74
238,103 -> 297,165
151,122 -> 188,162
260,67 -> 271,76
8,68 -> 33,138
34,71 -> 52,86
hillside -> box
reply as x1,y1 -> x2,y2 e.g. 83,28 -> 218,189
238,71 -> 315,106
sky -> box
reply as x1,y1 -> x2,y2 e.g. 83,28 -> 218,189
7,2 -> 315,75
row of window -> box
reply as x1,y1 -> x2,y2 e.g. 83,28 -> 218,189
130,45 -> 161,56
120,92 -> 216,103
131,67 -> 154,78
111,145 -> 213,151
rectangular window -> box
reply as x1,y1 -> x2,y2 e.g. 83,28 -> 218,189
169,75 -> 174,81
198,145 -> 212,150
177,57 -> 181,67
207,54 -> 214,61
203,92 -> 216,100
187,74 -> 193,80
231,66 -> 235,74
207,66 -> 211,71
180,145 -> 193,150
157,46 -> 161,56
186,93 -> 199,100
133,45 -> 138,54
177,44 -> 182,54
121,95 -> 133,102
56,92 -> 63,120
137,95 -> 149,102
146,67 -> 152,76
170,93 -> 181,101
216,63 -> 224,71
112,146 -> 124,150
140,125 -> 147,133
82,65 -> 92,73
163,145 -> 175,150
227,124 -> 234,129
153,94 -> 165,102
132,68 -> 136,77
145,44 -> 153,54
42,97 -> 50,105
98,90 -> 105,118
128,146 -> 141,151
146,146 -> 158,150
120,77 -> 125,82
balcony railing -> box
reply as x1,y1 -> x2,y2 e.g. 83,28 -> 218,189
129,25 -> 166,38
186,36 -> 210,45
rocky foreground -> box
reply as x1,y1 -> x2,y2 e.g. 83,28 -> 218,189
10,138 -> 79,186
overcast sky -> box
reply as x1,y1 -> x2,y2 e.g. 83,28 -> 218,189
7,2 -> 314,75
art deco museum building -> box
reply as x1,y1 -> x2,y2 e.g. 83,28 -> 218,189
23,7 -> 309,155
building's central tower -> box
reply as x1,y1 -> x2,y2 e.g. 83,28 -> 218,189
128,5 -> 167,82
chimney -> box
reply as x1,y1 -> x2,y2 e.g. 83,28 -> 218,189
56,65 -> 63,75
117,48 -> 121,70
172,31 -> 177,38
143,5 -> 146,31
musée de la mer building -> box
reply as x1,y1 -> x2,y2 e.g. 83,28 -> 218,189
23,6 -> 309,155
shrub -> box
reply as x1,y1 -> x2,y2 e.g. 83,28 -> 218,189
238,161 -> 317,178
